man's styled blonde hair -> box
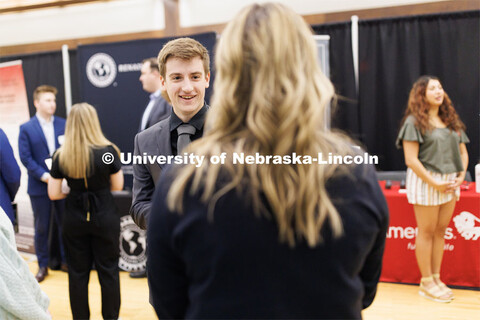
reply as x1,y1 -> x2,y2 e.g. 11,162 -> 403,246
167,3 -> 353,247
33,85 -> 57,101
157,37 -> 210,78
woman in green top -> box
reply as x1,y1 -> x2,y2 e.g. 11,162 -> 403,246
397,76 -> 469,303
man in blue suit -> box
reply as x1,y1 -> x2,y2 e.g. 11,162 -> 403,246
0,128 -> 21,225
19,85 -> 67,282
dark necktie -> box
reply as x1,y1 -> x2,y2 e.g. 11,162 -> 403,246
176,124 -> 196,153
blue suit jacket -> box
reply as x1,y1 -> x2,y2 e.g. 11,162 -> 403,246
18,116 -> 66,196
0,129 -> 21,222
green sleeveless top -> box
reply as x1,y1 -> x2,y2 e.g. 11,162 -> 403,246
396,115 -> 469,174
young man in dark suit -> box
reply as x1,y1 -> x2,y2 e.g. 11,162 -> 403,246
18,85 -> 67,282
129,58 -> 173,279
130,38 -> 210,230
130,38 -> 210,279
138,57 -> 172,132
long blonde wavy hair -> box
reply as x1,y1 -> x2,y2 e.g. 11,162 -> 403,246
55,103 -> 120,179
167,3 -> 353,247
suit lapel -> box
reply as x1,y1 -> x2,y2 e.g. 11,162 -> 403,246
145,100 -> 158,128
155,121 -> 172,159
32,117 -> 49,151
149,120 -> 172,184
138,101 -> 148,132
53,117 -> 63,149
146,98 -> 166,128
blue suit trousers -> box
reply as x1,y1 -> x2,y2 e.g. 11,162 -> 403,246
30,195 -> 66,267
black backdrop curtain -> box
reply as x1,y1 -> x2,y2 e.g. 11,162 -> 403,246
0,50 -> 80,119
312,22 -> 359,139
2,11 -> 479,175
358,11 -> 479,175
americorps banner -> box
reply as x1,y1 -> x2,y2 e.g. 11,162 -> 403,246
77,32 -> 217,188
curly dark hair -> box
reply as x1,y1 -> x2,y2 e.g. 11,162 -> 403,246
401,75 -> 465,134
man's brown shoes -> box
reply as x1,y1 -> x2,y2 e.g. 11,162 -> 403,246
35,267 -> 48,282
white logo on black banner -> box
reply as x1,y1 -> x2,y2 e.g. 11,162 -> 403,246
453,211 -> 480,240
86,53 -> 117,88
119,215 -> 147,272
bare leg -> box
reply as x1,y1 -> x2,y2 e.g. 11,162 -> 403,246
413,204 -> 452,301
432,198 -> 456,297
413,204 -> 439,278
431,199 -> 456,274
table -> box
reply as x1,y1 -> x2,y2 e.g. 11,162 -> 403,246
379,181 -> 480,288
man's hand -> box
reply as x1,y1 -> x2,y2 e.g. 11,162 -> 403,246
40,172 -> 51,183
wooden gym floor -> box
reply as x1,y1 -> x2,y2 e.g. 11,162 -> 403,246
24,255 -> 480,320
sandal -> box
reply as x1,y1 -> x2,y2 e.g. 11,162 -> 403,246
419,276 -> 452,303
433,273 -> 454,299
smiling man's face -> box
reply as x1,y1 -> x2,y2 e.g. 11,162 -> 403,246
161,56 -> 210,122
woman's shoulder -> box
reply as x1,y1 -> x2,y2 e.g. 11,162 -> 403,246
328,161 -> 374,187
404,114 -> 417,125
90,145 -> 119,164
327,162 -> 388,226
327,161 -> 384,202
92,144 -> 117,153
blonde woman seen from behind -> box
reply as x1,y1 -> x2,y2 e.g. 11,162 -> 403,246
397,76 -> 469,303
147,3 -> 389,319
48,103 -> 123,319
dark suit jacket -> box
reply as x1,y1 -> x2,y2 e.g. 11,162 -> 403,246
147,162 -> 389,319
130,117 -> 171,229
0,129 -> 21,222
140,95 -> 171,132
18,116 -> 66,196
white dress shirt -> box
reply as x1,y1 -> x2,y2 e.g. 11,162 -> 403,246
140,90 -> 161,131
36,113 -> 56,156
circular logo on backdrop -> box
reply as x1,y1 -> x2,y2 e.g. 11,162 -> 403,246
86,53 -> 117,88
119,215 -> 147,272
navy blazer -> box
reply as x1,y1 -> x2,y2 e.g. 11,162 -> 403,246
0,129 -> 21,222
147,162 -> 389,319
18,116 -> 66,196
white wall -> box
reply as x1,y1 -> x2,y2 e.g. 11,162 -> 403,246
1,0 -> 165,46
0,0 -> 448,47
179,0 -> 448,27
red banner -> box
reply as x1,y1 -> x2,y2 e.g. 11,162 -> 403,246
0,60 -> 34,253
0,60 -> 29,123
380,181 -> 480,288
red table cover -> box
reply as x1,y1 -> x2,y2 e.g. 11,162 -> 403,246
379,181 -> 480,288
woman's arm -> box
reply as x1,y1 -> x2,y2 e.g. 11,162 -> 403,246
110,170 -> 124,191
402,140 -> 452,193
453,143 -> 469,188
47,177 -> 67,200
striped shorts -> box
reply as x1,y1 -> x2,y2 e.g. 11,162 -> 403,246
406,168 -> 460,206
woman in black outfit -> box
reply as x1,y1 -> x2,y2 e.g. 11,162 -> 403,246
147,3 -> 389,319
48,102 -> 123,319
